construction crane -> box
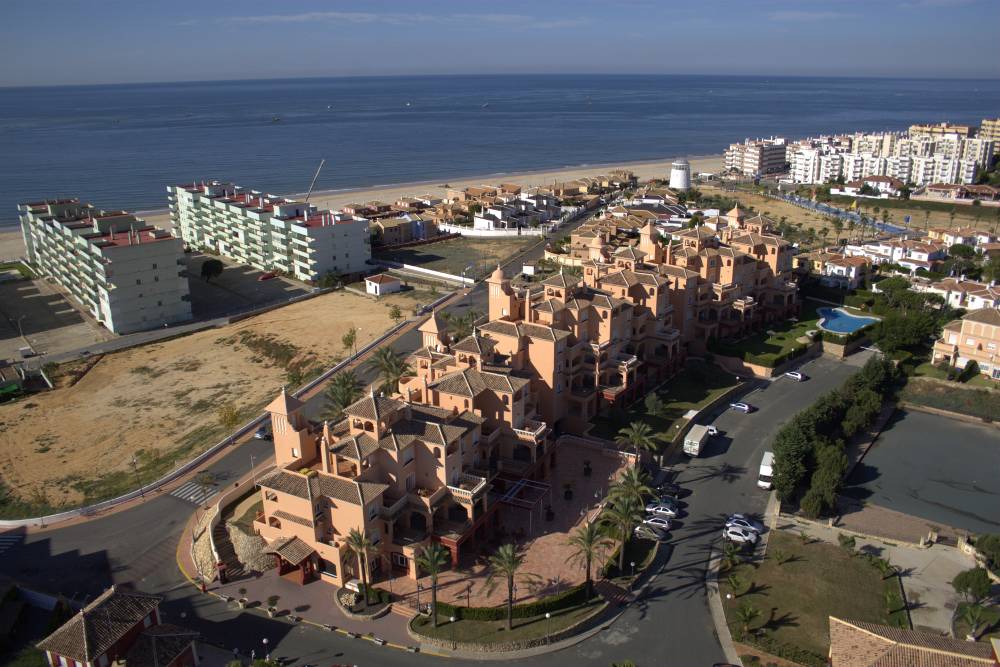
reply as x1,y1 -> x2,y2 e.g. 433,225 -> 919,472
304,159 -> 326,205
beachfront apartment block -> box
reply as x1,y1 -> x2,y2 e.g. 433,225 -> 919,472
909,122 -> 975,139
167,182 -> 370,282
18,199 -> 192,334
724,137 -> 788,176
932,308 -> 1000,380
980,118 -> 1000,154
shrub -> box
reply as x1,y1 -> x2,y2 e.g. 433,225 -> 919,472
744,633 -> 827,667
952,567 -> 991,602
975,534 -> 1000,573
431,585 -> 587,621
838,533 -> 856,553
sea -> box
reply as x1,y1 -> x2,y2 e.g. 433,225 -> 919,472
1,74 -> 999,227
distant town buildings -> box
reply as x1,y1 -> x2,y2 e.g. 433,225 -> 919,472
724,137 -> 788,176
932,308 -> 1000,380
908,121 -> 975,138
19,199 -> 192,334
168,181 -> 371,282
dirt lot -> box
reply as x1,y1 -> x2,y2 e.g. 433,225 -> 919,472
375,236 -> 539,279
0,288 -> 429,514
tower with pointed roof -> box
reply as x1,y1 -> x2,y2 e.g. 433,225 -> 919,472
418,311 -> 448,351
487,264 -> 517,322
638,220 -> 663,264
267,387 -> 318,467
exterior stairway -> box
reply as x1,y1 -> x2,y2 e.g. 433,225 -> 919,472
212,522 -> 247,581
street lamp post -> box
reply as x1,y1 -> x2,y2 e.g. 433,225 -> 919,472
545,612 -> 552,643
416,582 -> 423,613
131,454 -> 144,499
262,638 -> 269,662
630,561 -> 636,589
249,453 -> 256,488
450,615 -> 457,649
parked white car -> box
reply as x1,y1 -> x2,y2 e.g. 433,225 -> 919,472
643,516 -> 673,530
726,514 -> 765,534
722,526 -> 759,544
729,402 -> 755,414
783,371 -> 806,382
645,502 -> 679,518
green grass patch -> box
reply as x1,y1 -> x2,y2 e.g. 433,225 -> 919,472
708,300 -> 821,367
411,600 -> 603,645
604,537 -> 656,580
901,377 -> 1000,421
0,261 -> 35,280
720,531 -> 904,658
588,360 -> 740,442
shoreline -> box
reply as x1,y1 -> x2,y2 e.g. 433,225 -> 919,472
0,152 -> 723,258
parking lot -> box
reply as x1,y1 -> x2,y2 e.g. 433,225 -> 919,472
185,253 -> 310,319
0,277 -> 109,361
843,408 -> 1000,535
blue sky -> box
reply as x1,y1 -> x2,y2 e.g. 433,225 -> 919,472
1,0 -> 998,86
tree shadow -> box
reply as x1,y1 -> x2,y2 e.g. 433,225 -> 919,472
745,582 -> 771,597
763,608 -> 799,631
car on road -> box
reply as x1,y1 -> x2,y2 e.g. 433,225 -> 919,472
729,402 -> 755,414
656,480 -> 683,498
706,425 -> 719,436
783,371 -> 807,382
253,426 -> 271,440
722,526 -> 759,544
645,502 -> 678,518
726,514 -> 765,534
257,271 -> 277,281
635,524 -> 669,541
643,516 -> 672,531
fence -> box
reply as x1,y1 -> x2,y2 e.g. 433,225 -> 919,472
437,223 -> 548,238
0,291 -> 455,529
370,259 -> 475,286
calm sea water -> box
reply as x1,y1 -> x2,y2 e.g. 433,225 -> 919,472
1,74 -> 999,226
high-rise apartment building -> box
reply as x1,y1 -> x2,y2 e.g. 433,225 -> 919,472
19,199 -> 191,334
980,118 -> 1000,155
725,137 -> 788,176
909,122 -> 974,139
168,181 -> 371,282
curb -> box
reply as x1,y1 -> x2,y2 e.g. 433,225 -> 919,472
705,546 -> 743,666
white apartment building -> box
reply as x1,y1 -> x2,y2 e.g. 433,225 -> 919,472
168,182 -> 371,282
980,118 -> 1000,155
19,199 -> 192,334
725,137 -> 788,176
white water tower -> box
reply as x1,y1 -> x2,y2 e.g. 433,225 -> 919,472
669,159 -> 691,191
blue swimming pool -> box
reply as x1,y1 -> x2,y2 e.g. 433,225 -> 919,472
817,307 -> 880,334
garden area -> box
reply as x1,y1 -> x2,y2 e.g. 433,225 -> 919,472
720,530 -> 908,666
588,360 -> 740,443
707,300 -> 822,367
900,377 -> 1000,421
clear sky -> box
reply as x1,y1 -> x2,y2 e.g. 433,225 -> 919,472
2,0 -> 998,86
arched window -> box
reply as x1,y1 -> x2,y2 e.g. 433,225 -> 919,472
464,399 -> 469,409
364,421 -> 374,432
433,447 -> 442,458
502,395 -> 509,406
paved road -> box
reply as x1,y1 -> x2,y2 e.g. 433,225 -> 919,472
843,408 -> 1000,535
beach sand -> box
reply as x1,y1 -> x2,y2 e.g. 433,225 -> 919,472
0,154 -> 723,259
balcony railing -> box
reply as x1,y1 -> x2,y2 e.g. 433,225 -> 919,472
512,418 -> 547,442
409,485 -> 448,509
447,473 -> 489,501
616,354 -> 639,370
380,493 -> 408,520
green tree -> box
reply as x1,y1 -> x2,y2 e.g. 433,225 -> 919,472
982,258 -> 1000,283
952,567 -> 991,603
369,346 -> 412,394
601,496 -> 643,573
322,370 -> 362,421
415,543 -> 451,627
200,258 -> 224,282
615,421 -> 658,465
960,603 -> 986,639
388,304 -> 403,324
344,527 -> 377,607
341,326 -> 358,357
949,243 -> 976,259
607,467 -> 653,508
567,521 -> 608,600
483,543 -> 525,631
734,600 -> 760,636
643,393 -> 668,420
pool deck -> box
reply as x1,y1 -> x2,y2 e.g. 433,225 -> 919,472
816,306 -> 880,334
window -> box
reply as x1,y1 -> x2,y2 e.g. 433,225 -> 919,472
291,447 -> 300,458
368,504 -> 378,520
405,474 -> 415,491
136,279 -> 142,285
393,553 -> 408,567
319,558 -> 338,577
433,447 -> 442,458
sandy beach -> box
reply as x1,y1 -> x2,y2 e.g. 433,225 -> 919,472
0,154 -> 723,260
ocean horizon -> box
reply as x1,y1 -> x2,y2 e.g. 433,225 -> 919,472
2,73 -> 999,227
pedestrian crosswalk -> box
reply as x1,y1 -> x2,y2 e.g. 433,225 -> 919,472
0,533 -> 22,555
170,480 -> 216,506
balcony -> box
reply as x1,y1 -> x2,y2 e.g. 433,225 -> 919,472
409,485 -> 448,510
434,519 -> 473,543
616,354 -> 639,371
380,493 -> 408,521
512,418 -> 548,443
447,473 -> 489,501
481,424 -> 501,445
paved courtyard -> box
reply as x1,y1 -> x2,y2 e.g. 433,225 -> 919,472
843,408 -> 1000,536
186,253 -> 309,319
0,277 -> 110,360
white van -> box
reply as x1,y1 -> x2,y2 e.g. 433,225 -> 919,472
757,451 -> 774,490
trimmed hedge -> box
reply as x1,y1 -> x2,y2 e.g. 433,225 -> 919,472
431,584 -> 588,621
735,632 -> 826,667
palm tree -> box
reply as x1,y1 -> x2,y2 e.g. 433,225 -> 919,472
566,521 -> 608,600
601,496 -> 643,573
607,467 -> 653,509
440,310 -> 482,341
415,543 -> 451,627
484,543 -> 525,631
734,600 -> 760,636
615,421 -> 657,465
961,603 -> 986,640
344,528 -> 377,608
369,347 -> 412,394
322,370 -> 362,421
721,541 -> 742,572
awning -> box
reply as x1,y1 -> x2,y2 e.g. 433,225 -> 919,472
264,536 -> 315,566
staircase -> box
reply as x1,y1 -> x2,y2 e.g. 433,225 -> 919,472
594,579 -> 631,606
212,522 -> 247,581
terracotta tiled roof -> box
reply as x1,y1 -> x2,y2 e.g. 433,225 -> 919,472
266,387 -> 303,416
271,509 -> 313,527
265,536 -> 316,566
429,367 -> 529,398
829,617 -> 995,666
343,393 -> 407,422
366,273 -> 400,285
613,245 -> 647,260
450,334 -> 497,355
330,433 -> 381,460
963,308 -> 1000,326
37,588 -> 163,663
125,624 -> 198,667
257,469 -> 387,505
541,271 -> 580,288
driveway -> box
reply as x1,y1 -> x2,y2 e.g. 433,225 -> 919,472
843,409 -> 1000,536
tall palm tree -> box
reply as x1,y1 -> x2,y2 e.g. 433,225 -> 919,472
484,543 -> 525,631
601,496 -> 643,573
615,421 -> 657,465
344,528 -> 376,608
415,543 -> 451,627
734,601 -> 760,637
370,347 -> 412,394
567,521 -> 608,600
322,370 -> 362,421
607,467 -> 653,509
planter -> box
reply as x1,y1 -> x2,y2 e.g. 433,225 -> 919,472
238,598 -> 248,609
267,606 -> 277,618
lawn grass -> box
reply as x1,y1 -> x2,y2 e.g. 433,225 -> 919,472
901,377 -> 1000,421
411,600 -> 603,645
708,300 -> 821,364
588,360 -> 740,442
720,531 -> 899,658
374,236 -> 538,279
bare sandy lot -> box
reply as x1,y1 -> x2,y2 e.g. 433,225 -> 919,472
0,288 -> 425,513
